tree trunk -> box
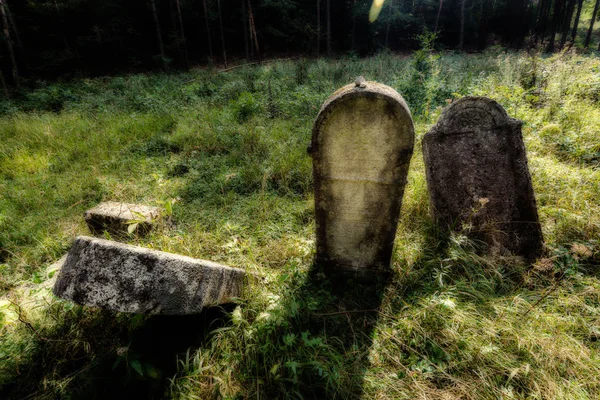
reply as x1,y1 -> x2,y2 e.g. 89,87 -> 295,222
52,0 -> 71,53
458,0 -> 465,50
517,0 -> 531,48
0,44 -> 9,97
316,0 -> 320,56
169,0 -> 183,66
217,0 -> 227,67
571,0 -> 584,42
540,0 -> 552,43
434,0 -> 443,34
0,0 -> 18,86
248,0 -> 260,62
547,0 -> 565,52
149,0 -> 167,70
585,0 -> 600,48
478,0 -> 491,49
326,0 -> 331,56
242,0 -> 250,60
174,0 -> 189,70
385,0 -> 393,48
203,0 -> 214,61
560,0 -> 576,48
4,1 -> 20,51
534,0 -> 546,44
352,0 -> 357,51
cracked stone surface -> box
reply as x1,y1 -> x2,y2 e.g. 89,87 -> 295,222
310,80 -> 414,276
53,236 -> 246,315
422,96 -> 543,260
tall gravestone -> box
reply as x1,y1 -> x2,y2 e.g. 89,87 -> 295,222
422,96 -> 543,260
310,78 -> 414,277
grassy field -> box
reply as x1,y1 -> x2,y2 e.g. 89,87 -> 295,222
0,49 -> 599,399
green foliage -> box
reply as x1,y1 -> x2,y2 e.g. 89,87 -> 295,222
2,53 -> 600,399
231,92 -> 262,123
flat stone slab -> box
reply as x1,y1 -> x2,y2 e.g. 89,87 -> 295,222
310,79 -> 414,275
422,96 -> 543,260
84,202 -> 161,236
53,236 -> 245,315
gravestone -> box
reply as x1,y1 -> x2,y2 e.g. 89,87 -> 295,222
84,202 -> 161,236
310,78 -> 415,276
422,96 -> 543,260
53,236 -> 245,314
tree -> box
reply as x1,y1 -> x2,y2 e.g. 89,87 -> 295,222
217,0 -> 227,67
3,0 -> 20,51
242,0 -> 250,60
459,0 -> 465,50
479,0 -> 492,49
0,0 -> 18,86
536,0 -> 553,45
326,0 -> 331,56
149,0 -> 167,70
247,0 -> 260,61
0,41 -> 8,96
352,0 -> 357,51
434,0 -> 444,34
203,0 -> 214,61
174,0 -> 188,70
316,0 -> 321,56
560,0 -> 576,49
547,0 -> 565,52
385,0 -> 394,48
571,0 -> 584,43
585,0 -> 600,48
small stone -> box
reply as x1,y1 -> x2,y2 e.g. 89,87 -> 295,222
355,76 -> 367,88
84,202 -> 161,236
53,236 -> 246,315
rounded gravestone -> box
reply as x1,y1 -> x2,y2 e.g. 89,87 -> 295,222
422,96 -> 543,260
310,79 -> 414,277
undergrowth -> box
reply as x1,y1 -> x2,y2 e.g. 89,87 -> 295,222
1,49 -> 599,399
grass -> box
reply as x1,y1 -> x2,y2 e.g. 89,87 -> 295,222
0,48 -> 599,399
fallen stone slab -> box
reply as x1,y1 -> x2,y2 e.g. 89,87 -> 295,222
84,202 -> 161,236
53,236 -> 245,315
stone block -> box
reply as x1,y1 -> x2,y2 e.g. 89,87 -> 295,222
84,202 -> 161,236
53,236 -> 246,314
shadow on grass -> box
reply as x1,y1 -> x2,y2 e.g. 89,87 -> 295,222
232,264 -> 389,399
1,305 -> 235,400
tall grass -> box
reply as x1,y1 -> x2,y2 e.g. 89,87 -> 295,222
1,50 -> 599,399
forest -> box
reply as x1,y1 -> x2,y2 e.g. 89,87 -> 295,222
1,0 -> 600,82
1,0 -> 600,399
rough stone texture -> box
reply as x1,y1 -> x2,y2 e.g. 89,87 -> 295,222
310,80 -> 415,276
53,236 -> 246,315
422,96 -> 543,260
84,202 -> 161,236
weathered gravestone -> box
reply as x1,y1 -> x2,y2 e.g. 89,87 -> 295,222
84,202 -> 162,236
422,96 -> 543,260
53,236 -> 245,314
310,78 -> 415,276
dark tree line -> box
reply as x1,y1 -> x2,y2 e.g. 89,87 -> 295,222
0,0 -> 599,84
